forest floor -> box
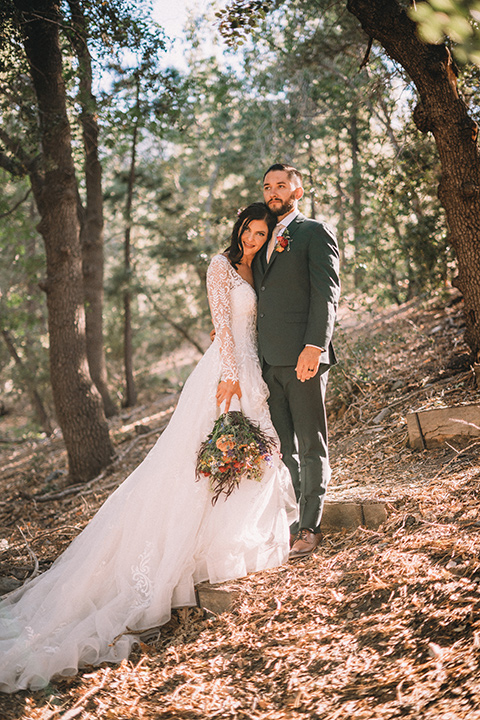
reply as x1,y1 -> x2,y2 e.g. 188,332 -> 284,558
1,289 -> 480,719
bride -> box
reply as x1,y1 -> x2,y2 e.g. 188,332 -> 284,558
0,202 -> 296,693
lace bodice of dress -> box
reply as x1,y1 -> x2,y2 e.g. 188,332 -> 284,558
206,254 -> 258,383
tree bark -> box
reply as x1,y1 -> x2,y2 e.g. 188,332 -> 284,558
347,0 -> 480,359
15,0 -> 113,481
67,0 -> 117,418
348,107 -> 364,288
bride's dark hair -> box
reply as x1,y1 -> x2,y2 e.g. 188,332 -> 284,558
226,202 -> 277,267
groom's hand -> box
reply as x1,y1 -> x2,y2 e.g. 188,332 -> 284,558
296,346 -> 322,382
216,379 -> 242,412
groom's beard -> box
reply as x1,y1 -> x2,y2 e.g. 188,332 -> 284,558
267,190 -> 297,217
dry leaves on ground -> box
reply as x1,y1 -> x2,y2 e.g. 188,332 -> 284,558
1,291 -> 480,719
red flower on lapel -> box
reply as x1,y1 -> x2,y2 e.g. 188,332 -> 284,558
274,227 -> 291,253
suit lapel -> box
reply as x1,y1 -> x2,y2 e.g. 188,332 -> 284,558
253,246 -> 267,277
266,243 -> 279,270
253,251 -> 266,289
261,214 -> 306,279
261,243 -> 268,273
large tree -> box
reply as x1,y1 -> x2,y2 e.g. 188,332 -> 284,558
219,0 -> 480,358
2,0 -> 114,482
1,0 -> 168,479
346,0 -> 480,358
65,0 -> 117,418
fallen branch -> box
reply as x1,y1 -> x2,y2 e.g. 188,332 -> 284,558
34,423 -> 168,502
111,623 -> 163,645
43,669 -> 109,719
369,371 -> 472,421
431,440 -> 480,482
17,525 -> 39,584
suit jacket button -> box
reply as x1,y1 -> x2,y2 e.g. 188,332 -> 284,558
259,313 -> 265,318
261,286 -> 265,291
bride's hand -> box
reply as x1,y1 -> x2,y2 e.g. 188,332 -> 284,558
216,379 -> 242,412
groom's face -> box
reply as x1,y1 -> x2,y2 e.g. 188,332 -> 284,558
263,170 -> 303,220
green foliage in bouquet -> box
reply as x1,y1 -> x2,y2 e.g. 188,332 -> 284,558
196,411 -> 275,505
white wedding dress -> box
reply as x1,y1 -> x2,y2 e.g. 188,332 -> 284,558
0,254 -> 296,693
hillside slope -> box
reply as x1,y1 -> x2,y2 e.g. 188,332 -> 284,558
1,291 -> 480,719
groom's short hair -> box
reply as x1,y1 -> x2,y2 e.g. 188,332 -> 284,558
263,163 -> 303,186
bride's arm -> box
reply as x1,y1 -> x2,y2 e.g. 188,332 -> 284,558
206,256 -> 242,412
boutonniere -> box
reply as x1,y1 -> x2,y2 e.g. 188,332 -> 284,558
274,227 -> 291,253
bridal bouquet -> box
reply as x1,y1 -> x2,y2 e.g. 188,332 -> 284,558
196,411 -> 275,505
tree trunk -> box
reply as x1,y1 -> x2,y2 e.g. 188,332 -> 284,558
1,328 -> 53,435
67,0 -> 117,418
306,135 -> 317,218
349,107 -> 364,288
123,99 -> 139,408
16,0 -> 113,482
347,0 -> 480,359
123,287 -> 136,407
334,136 -> 347,268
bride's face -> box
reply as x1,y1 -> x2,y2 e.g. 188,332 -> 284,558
240,219 -> 269,260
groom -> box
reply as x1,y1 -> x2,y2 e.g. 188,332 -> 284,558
253,163 -> 340,559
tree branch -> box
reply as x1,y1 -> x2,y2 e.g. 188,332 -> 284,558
0,150 -> 24,176
359,35 -> 373,69
0,187 -> 32,218
0,126 -> 32,165
0,127 -> 44,199
0,126 -> 43,188
162,313 -> 206,355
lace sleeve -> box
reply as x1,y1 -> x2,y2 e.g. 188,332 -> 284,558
206,255 -> 239,383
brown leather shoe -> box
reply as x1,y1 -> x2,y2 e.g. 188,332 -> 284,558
290,533 -> 297,548
289,529 -> 322,560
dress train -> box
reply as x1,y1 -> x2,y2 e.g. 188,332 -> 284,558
0,254 -> 296,692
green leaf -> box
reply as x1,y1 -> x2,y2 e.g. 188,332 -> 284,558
409,2 -> 437,23
429,0 -> 456,11
447,15 -> 474,42
417,21 -> 446,44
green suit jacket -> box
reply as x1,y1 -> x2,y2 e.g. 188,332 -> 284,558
252,213 -> 340,367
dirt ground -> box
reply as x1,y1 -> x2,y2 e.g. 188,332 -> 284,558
1,290 -> 480,719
